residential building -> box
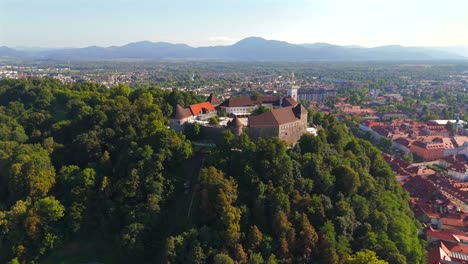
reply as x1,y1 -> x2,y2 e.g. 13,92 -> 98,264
447,163 -> 468,182
428,240 -> 468,264
410,140 -> 445,161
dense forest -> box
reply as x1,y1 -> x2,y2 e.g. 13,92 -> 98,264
0,78 -> 423,263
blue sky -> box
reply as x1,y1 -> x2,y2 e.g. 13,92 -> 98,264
1,0 -> 467,48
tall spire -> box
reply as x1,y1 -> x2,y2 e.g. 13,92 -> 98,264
287,72 -> 299,101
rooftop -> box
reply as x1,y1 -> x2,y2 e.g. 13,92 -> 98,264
220,96 -> 279,108
170,104 -> 193,119
189,102 -> 215,116
206,93 -> 221,106
248,104 -> 305,127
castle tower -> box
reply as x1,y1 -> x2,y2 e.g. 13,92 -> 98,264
287,72 -> 299,101
293,103 -> 308,128
227,115 -> 244,137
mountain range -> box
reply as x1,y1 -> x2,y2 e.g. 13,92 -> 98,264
1,37 -> 467,61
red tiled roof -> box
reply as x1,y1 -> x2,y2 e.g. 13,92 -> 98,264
443,241 -> 468,258
454,182 -> 468,189
428,243 -> 445,264
429,174 -> 468,203
281,97 -> 298,107
372,126 -> 390,137
394,137 -> 412,147
427,230 -> 459,243
170,104 -> 193,119
189,102 -> 215,116
206,93 -> 220,106
448,163 -> 468,173
248,104 -> 305,127
406,166 -> 420,174
453,137 -> 468,148
429,241 -> 468,264
401,176 -> 440,201
366,120 -> 384,128
249,106 -> 297,127
442,217 -> 468,228
412,140 -> 444,149
442,155 -> 468,164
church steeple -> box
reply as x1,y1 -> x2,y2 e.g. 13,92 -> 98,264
287,72 -> 299,101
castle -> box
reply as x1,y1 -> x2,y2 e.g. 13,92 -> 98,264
169,73 -> 308,144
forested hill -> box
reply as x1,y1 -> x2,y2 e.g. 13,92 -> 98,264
2,38 -> 466,60
0,78 -> 423,263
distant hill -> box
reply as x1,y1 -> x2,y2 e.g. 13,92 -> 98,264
419,46 -> 468,58
0,46 -> 25,58
2,37 -> 467,61
37,41 -> 194,60
300,43 -> 342,49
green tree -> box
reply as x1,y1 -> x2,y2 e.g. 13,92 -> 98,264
7,144 -> 56,202
189,243 -> 206,264
445,121 -> 455,134
209,116 -> 220,125
333,165 -> 360,196
213,253 -> 234,264
248,253 -> 263,264
185,122 -> 201,140
250,91 -> 263,101
251,105 -> 272,115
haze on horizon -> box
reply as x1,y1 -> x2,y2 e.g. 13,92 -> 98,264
1,0 -> 467,49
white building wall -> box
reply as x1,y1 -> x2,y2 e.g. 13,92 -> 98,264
287,85 -> 299,101
221,105 -> 258,115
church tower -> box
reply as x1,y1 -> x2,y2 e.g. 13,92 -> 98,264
287,72 -> 299,101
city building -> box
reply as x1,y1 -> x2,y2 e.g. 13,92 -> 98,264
428,240 -> 468,264
297,88 -> 337,102
410,140 -> 445,161
359,119 -> 468,161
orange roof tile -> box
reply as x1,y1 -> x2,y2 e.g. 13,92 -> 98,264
189,102 -> 215,116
